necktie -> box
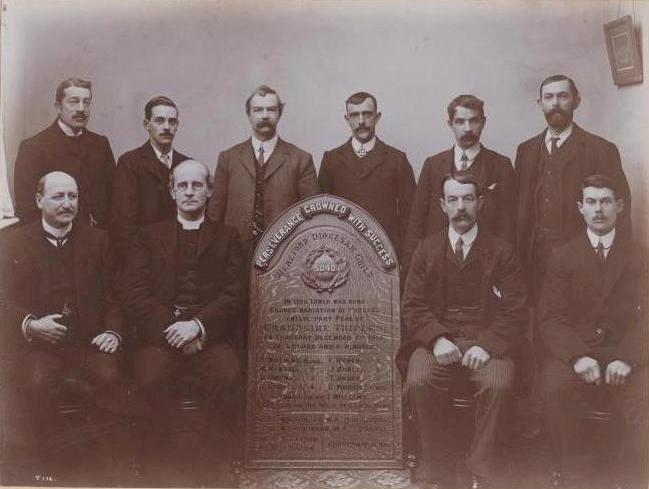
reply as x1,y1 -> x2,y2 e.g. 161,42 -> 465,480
454,237 -> 465,262
358,145 -> 367,158
44,230 -> 70,248
595,241 -> 606,262
160,153 -> 170,168
460,152 -> 468,170
550,137 -> 559,155
257,145 -> 265,165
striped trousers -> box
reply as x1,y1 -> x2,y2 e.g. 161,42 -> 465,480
405,344 -> 514,482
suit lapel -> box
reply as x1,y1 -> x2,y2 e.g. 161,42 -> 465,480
72,225 -> 90,312
139,142 -> 170,184
171,149 -> 189,169
599,236 -> 631,303
340,139 -> 363,179
23,224 -> 47,275
197,218 -> 218,259
358,139 -> 389,180
264,138 -> 289,181
238,140 -> 256,180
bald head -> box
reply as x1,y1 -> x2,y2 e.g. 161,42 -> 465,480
36,171 -> 79,228
169,160 -> 212,220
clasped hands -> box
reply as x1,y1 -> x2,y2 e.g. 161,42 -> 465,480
164,320 -> 203,355
433,336 -> 490,370
573,356 -> 631,386
27,313 -> 120,353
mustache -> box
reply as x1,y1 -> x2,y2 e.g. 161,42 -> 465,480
546,108 -> 569,118
452,211 -> 470,221
73,113 -> 87,120
460,133 -> 477,142
256,121 -> 274,129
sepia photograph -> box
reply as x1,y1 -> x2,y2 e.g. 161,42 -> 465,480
0,1 -> 648,488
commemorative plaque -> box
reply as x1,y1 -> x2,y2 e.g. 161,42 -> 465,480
245,195 -> 402,469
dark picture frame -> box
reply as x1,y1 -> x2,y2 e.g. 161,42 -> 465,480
604,15 -> 643,86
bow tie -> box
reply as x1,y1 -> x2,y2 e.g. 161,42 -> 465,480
43,230 -> 71,248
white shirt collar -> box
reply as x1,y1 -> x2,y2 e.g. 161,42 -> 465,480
177,213 -> 205,230
448,223 -> 479,257
453,143 -> 481,170
42,218 -> 73,238
587,227 -> 615,253
150,142 -> 174,168
251,134 -> 278,163
545,123 -> 573,151
57,118 -> 83,137
351,136 -> 377,156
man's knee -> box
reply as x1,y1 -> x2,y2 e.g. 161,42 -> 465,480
475,359 -> 514,395
134,346 -> 172,388
405,347 -> 449,394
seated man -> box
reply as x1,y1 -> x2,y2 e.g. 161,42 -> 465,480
397,172 -> 528,489
0,171 -> 130,482
538,174 -> 648,489
121,160 -> 244,486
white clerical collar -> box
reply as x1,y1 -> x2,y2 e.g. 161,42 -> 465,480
587,227 -> 615,251
351,136 -> 376,156
177,213 -> 205,230
448,223 -> 478,252
545,122 -> 573,151
57,119 -> 83,137
251,134 -> 278,163
453,143 -> 481,170
42,218 -> 73,238
150,142 -> 174,168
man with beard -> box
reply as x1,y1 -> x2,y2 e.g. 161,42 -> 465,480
207,85 -> 319,259
109,96 -> 191,254
0,171 -> 132,483
13,78 -> 115,228
514,75 -> 631,301
397,172 -> 527,489
318,92 -> 415,262
123,160 -> 243,486
537,174 -> 647,489
403,94 -> 516,272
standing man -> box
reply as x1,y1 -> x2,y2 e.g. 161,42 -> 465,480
109,96 -> 191,253
515,75 -> 631,301
207,85 -> 319,258
397,172 -> 528,489
404,94 -> 516,271
122,160 -> 244,486
0,171 -> 131,483
538,174 -> 647,489
13,78 -> 115,228
318,91 -> 415,261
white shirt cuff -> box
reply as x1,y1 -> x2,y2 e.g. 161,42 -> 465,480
192,317 -> 207,342
104,330 -> 122,345
22,314 -> 35,341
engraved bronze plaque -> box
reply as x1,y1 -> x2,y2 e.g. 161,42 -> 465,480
245,195 -> 402,469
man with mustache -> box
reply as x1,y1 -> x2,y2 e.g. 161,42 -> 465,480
207,85 -> 319,259
13,78 -> 115,229
537,174 -> 647,489
318,91 -> 416,262
0,171 -> 132,483
109,96 -> 191,254
514,75 -> 631,302
403,94 -> 516,272
397,172 -> 527,489
122,160 -> 243,486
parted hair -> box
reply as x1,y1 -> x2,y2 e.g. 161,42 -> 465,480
245,85 -> 284,116
440,171 -> 483,197
345,92 -> 378,112
539,74 -> 580,99
580,174 -> 621,201
55,78 -> 92,104
447,94 -> 485,120
145,96 -> 178,120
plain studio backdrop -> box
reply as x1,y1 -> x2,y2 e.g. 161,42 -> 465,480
2,0 -> 648,243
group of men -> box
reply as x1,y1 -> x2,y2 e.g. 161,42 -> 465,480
0,74 -> 646,489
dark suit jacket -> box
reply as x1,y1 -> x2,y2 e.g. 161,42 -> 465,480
207,138 -> 319,245
319,138 -> 415,259
396,228 -> 528,373
0,222 -> 122,346
121,217 -> 243,347
514,124 -> 631,269
403,145 -> 516,271
109,142 -> 190,253
537,233 -> 647,368
13,121 -> 116,228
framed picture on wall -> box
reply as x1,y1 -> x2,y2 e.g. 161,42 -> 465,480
604,15 -> 643,86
